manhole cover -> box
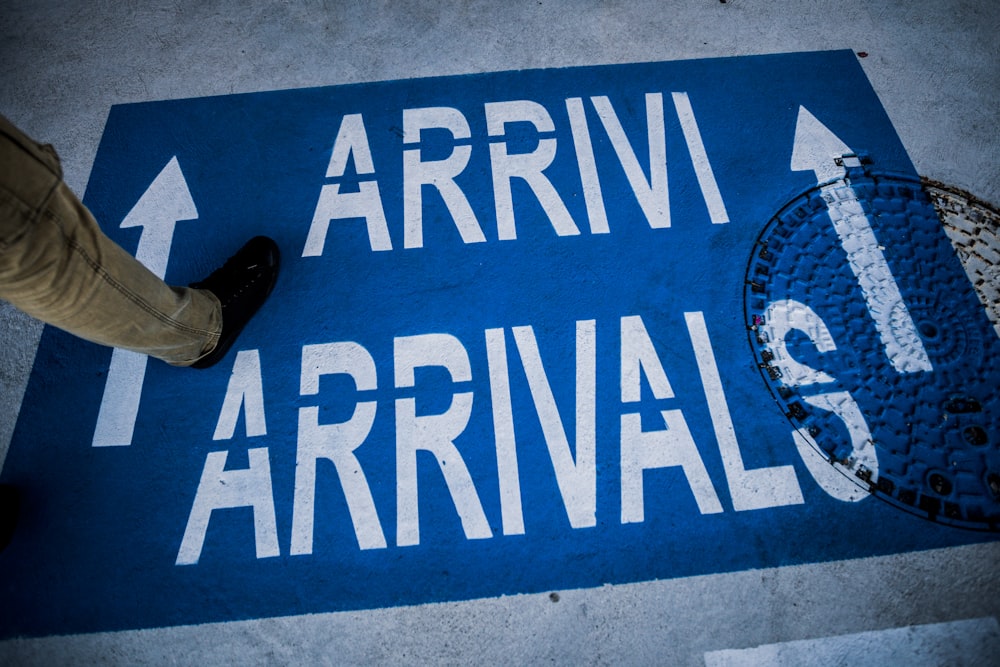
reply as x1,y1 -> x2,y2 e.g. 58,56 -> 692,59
745,165 -> 1000,530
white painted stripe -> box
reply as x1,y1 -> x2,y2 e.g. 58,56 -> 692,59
704,617 -> 1000,667
485,328 -> 524,536
92,348 -> 147,447
672,92 -> 729,224
565,97 -> 609,234
823,182 -> 932,373
92,157 -> 198,447
592,93 -> 670,229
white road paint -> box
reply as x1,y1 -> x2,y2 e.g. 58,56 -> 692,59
2,2 -> 997,665
92,157 -> 199,447
790,106 -> 932,374
704,617 -> 1000,666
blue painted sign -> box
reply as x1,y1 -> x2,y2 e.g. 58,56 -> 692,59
1,50 -> 996,638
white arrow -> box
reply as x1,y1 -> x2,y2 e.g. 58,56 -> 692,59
790,106 -> 932,374
92,156 -> 199,447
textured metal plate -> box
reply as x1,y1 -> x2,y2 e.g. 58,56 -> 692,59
745,169 -> 1000,530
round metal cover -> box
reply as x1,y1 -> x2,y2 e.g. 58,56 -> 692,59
745,168 -> 1000,530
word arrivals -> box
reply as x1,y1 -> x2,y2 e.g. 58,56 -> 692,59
176,312 -> 838,566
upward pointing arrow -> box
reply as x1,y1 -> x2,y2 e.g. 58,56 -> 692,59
92,157 -> 199,447
787,106 -> 931,374
790,106 -> 852,182
120,156 -> 198,277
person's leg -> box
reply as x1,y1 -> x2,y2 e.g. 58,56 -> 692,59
0,116 -> 280,554
0,115 -> 221,366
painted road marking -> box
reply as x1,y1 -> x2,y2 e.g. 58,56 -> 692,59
2,51 -> 996,639
790,106 -> 932,374
703,617 -> 1000,666
746,167 -> 999,527
92,157 -> 199,447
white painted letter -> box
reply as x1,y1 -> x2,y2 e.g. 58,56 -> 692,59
326,113 -> 376,178
486,328 -> 524,535
213,349 -> 268,441
511,321 -> 596,528
794,394 -> 877,501
176,447 -> 279,565
759,299 -> 879,493
760,300 -> 837,387
686,311 -> 804,511
486,100 -> 580,240
620,315 -> 675,403
621,412 -> 724,521
403,107 -> 485,248
620,316 -> 722,520
395,334 -> 492,546
672,92 -> 728,224
303,113 -> 392,255
566,97 -> 609,234
292,342 -> 386,554
303,182 -> 392,255
591,93 -> 669,228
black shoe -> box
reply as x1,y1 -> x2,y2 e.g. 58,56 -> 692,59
190,236 -> 280,369
0,484 -> 19,554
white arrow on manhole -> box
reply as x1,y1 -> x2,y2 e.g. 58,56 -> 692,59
92,156 -> 199,447
790,106 -> 932,374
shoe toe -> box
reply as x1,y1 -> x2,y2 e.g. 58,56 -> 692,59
190,236 -> 280,369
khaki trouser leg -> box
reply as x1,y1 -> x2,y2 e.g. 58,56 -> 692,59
0,115 -> 221,366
